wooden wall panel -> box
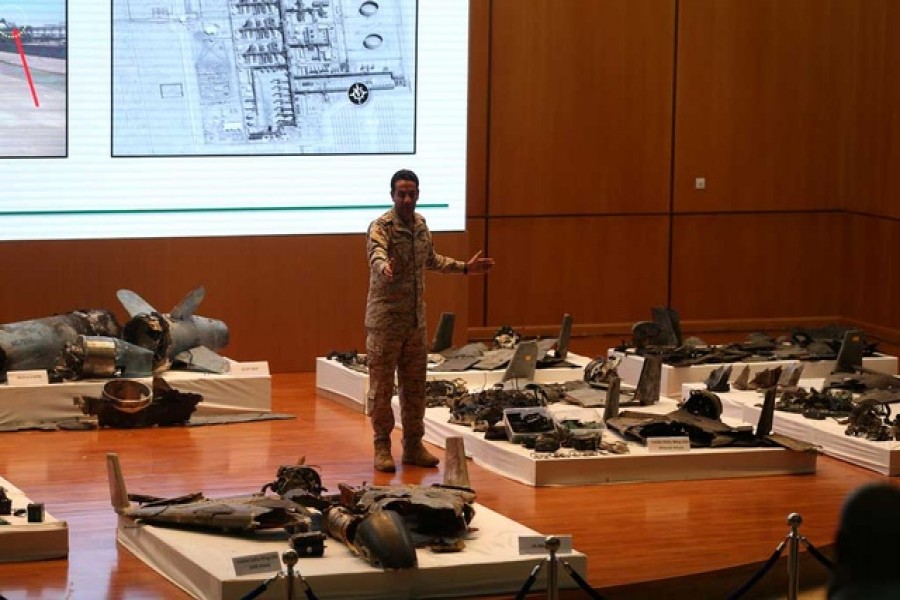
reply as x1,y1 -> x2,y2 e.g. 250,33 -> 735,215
841,214 -> 900,333
670,213 -> 844,320
466,217 -> 488,328
842,0 -> 900,219
483,216 -> 669,326
487,0 -> 674,216
0,233 -> 469,373
466,0 -> 490,218
674,0 -> 849,212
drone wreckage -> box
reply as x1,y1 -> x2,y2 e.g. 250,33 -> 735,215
0,286 -> 230,384
107,453 -> 476,570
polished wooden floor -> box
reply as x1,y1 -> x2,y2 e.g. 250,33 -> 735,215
0,373 -> 892,600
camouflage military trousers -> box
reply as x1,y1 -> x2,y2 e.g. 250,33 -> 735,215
366,325 -> 427,442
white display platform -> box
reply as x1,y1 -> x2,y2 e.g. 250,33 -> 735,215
614,350 -> 898,398
0,477 -> 68,562
683,380 -> 900,476
316,353 -> 591,414
0,361 -> 272,429
400,398 -> 817,487
117,503 -> 587,600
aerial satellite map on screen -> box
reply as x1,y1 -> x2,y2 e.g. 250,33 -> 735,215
113,0 -> 416,156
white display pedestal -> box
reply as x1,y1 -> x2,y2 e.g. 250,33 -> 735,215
683,380 -> 900,476
316,353 -> 591,414
0,361 -> 272,429
117,503 -> 587,600
614,351 -> 898,398
0,477 -> 68,562
398,398 -> 817,486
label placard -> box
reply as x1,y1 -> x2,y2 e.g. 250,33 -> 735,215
233,551 -> 281,576
6,370 -> 49,386
229,361 -> 270,377
518,534 -> 573,555
647,436 -> 691,453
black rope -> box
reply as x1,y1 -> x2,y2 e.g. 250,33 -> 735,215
239,573 -> 280,600
800,536 -> 834,571
515,560 -> 545,600
299,577 -> 320,600
726,538 -> 789,600
561,559 -> 608,599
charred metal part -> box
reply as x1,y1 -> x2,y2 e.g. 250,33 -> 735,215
342,483 -> 476,539
603,376 -> 621,421
745,366 -> 783,391
833,330 -> 865,373
483,423 -> 508,440
756,388 -> 776,437
778,363 -> 804,389
52,335 -> 154,381
607,387 -> 815,452
844,400 -> 893,441
118,287 -> 229,374
774,387 -> 853,419
571,434 -> 599,451
733,365 -> 751,390
447,385 -> 544,428
681,389 -> 723,420
633,355 -> 662,405
631,321 -> 662,350
27,503 -> 44,523
624,313 -> 878,367
704,365 -> 733,392
553,313 -> 573,360
583,355 -> 622,387
492,325 -> 520,350
261,463 -> 327,499
536,313 -> 574,367
356,511 -> 418,568
0,487 -> 11,515
507,411 -> 554,434
431,312 -> 455,353
289,531 -> 326,557
651,306 -> 683,347
824,369 -> 900,393
425,378 -> 468,409
556,418 -> 603,433
75,377 -> 202,428
0,309 -> 121,377
352,509 -> 418,569
326,349 -> 368,373
534,434 -> 561,453
106,453 -> 313,534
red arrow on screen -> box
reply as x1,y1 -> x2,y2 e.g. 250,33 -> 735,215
12,28 -> 40,108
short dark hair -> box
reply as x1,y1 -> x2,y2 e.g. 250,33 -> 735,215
390,169 -> 419,192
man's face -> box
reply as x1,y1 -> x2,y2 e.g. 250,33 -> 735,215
391,179 -> 419,223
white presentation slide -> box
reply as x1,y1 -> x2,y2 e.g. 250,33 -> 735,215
0,0 -> 469,240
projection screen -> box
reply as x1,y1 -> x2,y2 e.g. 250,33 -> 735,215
0,0 -> 468,241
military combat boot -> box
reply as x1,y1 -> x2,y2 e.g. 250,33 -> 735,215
374,440 -> 396,473
402,438 -> 440,468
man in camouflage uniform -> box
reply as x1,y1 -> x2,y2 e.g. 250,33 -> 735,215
366,169 -> 494,472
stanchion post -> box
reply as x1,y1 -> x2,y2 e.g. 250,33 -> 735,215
546,536 -> 560,600
283,549 -> 299,600
786,513 -> 802,600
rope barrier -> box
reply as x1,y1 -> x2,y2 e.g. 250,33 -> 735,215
726,537 -> 789,600
561,559 -> 608,599
514,536 -> 608,599
726,512 -> 834,600
515,560 -> 545,600
801,536 -> 834,571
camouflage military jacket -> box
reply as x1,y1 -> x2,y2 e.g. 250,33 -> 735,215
366,209 -> 464,329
